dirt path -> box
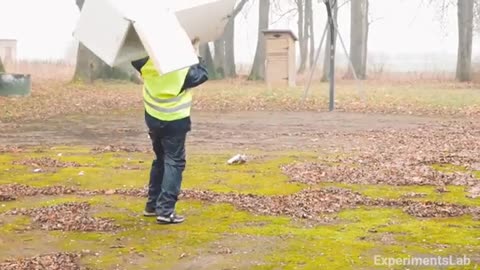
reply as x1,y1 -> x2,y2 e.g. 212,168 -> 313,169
0,111 -> 446,151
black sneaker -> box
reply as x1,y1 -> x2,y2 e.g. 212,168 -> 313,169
156,212 -> 185,224
143,207 -> 156,217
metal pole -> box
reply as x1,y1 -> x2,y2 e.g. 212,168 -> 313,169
302,22 -> 329,103
325,0 -> 336,111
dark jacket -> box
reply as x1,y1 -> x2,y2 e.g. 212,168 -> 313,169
131,57 -> 208,92
132,57 -> 208,135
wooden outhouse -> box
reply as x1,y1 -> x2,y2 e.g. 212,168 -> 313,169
263,30 -> 297,87
0,39 -> 17,66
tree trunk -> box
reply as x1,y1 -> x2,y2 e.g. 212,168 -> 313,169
0,57 -> 5,73
249,0 -> 270,81
213,39 -> 226,79
303,0 -> 312,71
308,0 -> 315,69
345,0 -> 369,80
73,0 -> 135,83
456,0 -> 474,82
200,43 -> 217,79
298,0 -> 307,73
321,0 -> 338,82
224,19 -> 237,77
224,0 -> 250,78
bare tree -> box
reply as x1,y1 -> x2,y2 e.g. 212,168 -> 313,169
308,0 -> 315,68
224,0 -> 250,77
73,0 -> 136,83
427,0 -> 478,81
345,0 -> 369,79
321,0 -> 338,82
0,58 -> 5,73
200,43 -> 217,78
212,0 -> 250,79
476,0 -> 480,31
223,19 -> 236,77
297,0 -> 307,73
249,0 -> 271,80
456,0 -> 474,81
214,39 -> 226,78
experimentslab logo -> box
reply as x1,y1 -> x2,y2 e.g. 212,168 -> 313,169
374,255 -> 471,267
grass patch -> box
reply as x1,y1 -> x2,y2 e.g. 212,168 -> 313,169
0,147 -> 310,195
1,197 -> 479,269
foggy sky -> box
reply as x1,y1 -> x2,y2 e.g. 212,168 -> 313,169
0,0 -> 479,71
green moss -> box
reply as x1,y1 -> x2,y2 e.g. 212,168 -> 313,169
0,147 -> 310,195
1,148 -> 480,269
0,216 -> 31,233
432,164 -> 468,173
1,197 -> 480,269
184,154 -> 307,195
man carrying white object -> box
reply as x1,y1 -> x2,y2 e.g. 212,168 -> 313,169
132,39 -> 208,224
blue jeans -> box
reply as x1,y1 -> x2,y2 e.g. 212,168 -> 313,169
145,113 -> 189,217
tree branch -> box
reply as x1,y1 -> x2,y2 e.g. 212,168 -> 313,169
272,8 -> 298,25
231,0 -> 250,19
338,0 -> 350,10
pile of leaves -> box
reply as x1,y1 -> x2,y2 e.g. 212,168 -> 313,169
403,201 -> 470,218
7,202 -> 118,232
0,184 -> 77,201
0,183 -> 149,201
183,188 -> 480,220
84,187 -> 148,197
0,253 -> 85,270
13,157 -> 82,169
90,145 -> 149,154
182,188 -> 364,221
1,183 -> 478,221
282,122 -> 480,195
0,145 -> 24,153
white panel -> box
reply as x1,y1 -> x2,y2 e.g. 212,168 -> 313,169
133,10 -> 198,75
73,0 -> 129,66
73,0 -> 236,73
175,0 -> 236,42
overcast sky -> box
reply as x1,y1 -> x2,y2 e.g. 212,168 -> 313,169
0,0 -> 479,70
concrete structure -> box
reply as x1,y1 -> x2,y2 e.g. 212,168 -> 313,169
0,74 -> 31,97
0,39 -> 17,66
263,30 -> 297,88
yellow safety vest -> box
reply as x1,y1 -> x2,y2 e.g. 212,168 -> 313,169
141,59 -> 192,121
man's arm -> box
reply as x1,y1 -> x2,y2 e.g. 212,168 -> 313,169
181,57 -> 209,91
131,57 -> 149,73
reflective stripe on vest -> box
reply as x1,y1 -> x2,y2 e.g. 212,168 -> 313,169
144,86 -> 190,104
140,59 -> 191,121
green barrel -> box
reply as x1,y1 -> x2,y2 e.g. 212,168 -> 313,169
0,73 -> 32,97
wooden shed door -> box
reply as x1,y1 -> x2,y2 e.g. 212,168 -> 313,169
266,36 -> 289,85
266,57 -> 288,85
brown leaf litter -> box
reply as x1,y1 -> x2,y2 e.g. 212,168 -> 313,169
13,157 -> 82,170
90,145 -> 149,154
283,122 -> 480,190
181,188 -> 480,221
0,145 -> 24,153
0,252 -> 86,270
0,184 -> 77,201
403,201 -> 471,218
6,202 -> 118,232
1,183 -> 477,221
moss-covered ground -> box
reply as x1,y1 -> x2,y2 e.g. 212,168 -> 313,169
1,147 -> 479,269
